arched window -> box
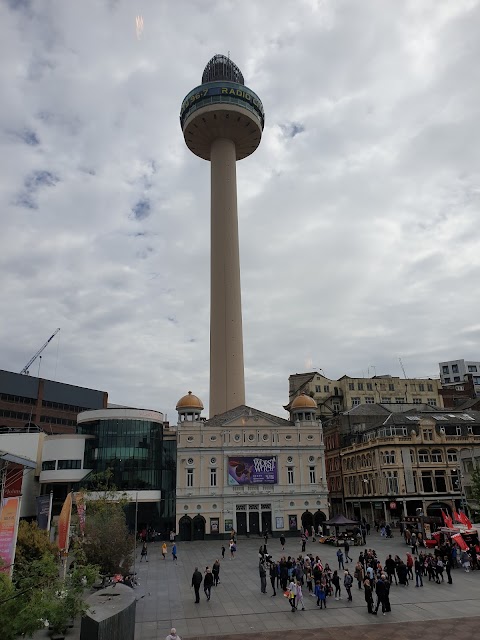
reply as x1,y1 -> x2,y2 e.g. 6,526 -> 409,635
431,449 -> 443,463
362,454 -> 366,468
390,450 -> 396,464
418,449 -> 429,463
447,449 -> 458,463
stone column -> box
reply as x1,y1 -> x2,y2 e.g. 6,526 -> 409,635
209,138 -> 245,417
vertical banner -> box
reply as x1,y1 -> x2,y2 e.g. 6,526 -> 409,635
4,464 -> 24,498
74,492 -> 86,535
36,495 -> 52,530
57,492 -> 73,551
0,497 -> 21,576
401,447 -> 415,493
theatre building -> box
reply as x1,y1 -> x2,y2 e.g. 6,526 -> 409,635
175,392 -> 329,540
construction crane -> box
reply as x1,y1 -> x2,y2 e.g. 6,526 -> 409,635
20,328 -> 61,375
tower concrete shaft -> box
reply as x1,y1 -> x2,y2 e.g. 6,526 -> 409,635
209,138 -> 245,417
180,54 -> 264,418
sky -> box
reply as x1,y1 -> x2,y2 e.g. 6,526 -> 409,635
1,0 -> 480,422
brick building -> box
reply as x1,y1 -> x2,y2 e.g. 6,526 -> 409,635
0,369 -> 107,435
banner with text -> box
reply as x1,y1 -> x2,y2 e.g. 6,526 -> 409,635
0,497 -> 21,574
57,492 -> 72,551
227,456 -> 277,485
36,494 -> 52,530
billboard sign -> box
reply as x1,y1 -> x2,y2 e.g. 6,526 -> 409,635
0,497 -> 21,575
227,456 -> 277,485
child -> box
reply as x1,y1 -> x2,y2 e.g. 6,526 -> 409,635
221,545 -> 226,559
296,581 -> 305,610
172,543 -> 177,561
315,581 -> 326,608
140,541 -> 148,562
288,579 -> 296,612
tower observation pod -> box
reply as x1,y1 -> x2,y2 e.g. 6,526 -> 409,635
180,54 -> 265,418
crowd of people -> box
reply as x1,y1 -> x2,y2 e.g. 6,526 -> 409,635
255,527 -> 478,615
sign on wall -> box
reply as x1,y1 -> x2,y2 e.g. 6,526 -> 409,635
276,516 -> 284,530
227,456 -> 277,485
210,518 -> 219,533
224,519 -> 233,532
289,515 -> 298,531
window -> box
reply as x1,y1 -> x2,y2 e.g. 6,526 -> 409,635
468,365 -> 478,372
423,429 -> 434,440
57,459 -> 81,470
454,377 -> 460,382
389,384 -> 395,391
474,377 -> 480,385
367,383 -> 373,391
413,398 -> 422,404
427,399 -> 437,406
406,416 -> 420,421
461,414 -> 474,421
382,451 -> 396,464
395,397 -> 405,404
358,383 -> 364,390
434,470 -> 446,492
210,468 -> 217,487
442,366 -> 449,374
418,449 -> 430,463
456,426 -> 462,435
315,385 -> 321,393
427,383 -> 433,392
384,471 -> 399,494
287,467 -> 294,485
431,449 -> 443,463
381,397 -> 391,403
433,415 -> 448,421
187,468 -> 194,488
421,471 -> 434,492
348,383 -> 355,390
365,396 -> 375,404
309,467 -> 316,484
410,449 -> 415,463
444,378 -> 451,383
41,460 -> 56,471
324,385 -> 330,392
333,402 -> 340,412
452,364 -> 459,373
419,384 -> 425,392
352,397 -> 361,407
447,449 -> 457,463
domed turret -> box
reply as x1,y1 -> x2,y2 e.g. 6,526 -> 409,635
290,393 -> 317,423
176,391 -> 204,424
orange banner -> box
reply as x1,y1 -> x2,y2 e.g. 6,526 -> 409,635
57,492 -> 72,551
0,497 -> 21,574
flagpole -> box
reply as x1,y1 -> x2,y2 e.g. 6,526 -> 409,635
133,492 -> 138,578
9,495 -> 22,579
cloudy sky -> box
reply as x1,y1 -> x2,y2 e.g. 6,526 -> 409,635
1,0 -> 479,421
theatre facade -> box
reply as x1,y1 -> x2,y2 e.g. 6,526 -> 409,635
175,392 -> 329,540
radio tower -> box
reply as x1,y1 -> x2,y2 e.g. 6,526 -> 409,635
180,55 -> 265,418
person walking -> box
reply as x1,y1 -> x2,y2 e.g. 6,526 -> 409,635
332,570 -> 341,600
383,574 -> 392,613
344,541 -> 353,564
337,548 -> 344,570
259,561 -> 267,594
287,579 -> 297,612
364,578 -> 374,614
445,556 -> 453,585
229,540 -> 236,559
435,557 -> 444,584
203,568 -> 214,601
301,533 -> 307,553
212,559 -> 220,586
280,534 -> 286,551
414,557 -> 423,587
172,543 -> 177,561
191,567 -> 202,603
411,531 -> 418,555
344,570 -> 353,602
140,541 -> 148,562
162,542 -> 167,560
221,545 -> 225,559
166,628 -> 181,640
296,581 -> 305,610
269,561 -> 277,596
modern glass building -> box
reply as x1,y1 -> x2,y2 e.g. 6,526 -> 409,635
51,407 -> 178,535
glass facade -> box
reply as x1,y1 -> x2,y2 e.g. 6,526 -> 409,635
77,418 -> 176,533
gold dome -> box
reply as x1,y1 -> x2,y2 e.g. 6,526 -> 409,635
291,393 -> 317,410
176,391 -> 204,411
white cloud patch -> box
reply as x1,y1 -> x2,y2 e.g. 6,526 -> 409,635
1,0 -> 479,420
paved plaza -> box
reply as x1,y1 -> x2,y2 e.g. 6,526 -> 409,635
134,532 -> 480,640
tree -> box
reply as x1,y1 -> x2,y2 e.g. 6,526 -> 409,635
470,464 -> 480,514
0,522 -> 98,639
81,470 -> 134,575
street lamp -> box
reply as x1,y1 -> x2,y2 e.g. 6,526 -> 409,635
456,467 -> 469,516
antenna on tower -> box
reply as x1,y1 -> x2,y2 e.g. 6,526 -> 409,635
399,357 -> 407,379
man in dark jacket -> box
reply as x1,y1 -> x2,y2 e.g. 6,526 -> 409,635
191,567 -> 202,603
374,575 -> 387,615
259,561 -> 267,593
269,561 -> 277,596
204,568 -> 214,601
385,555 -> 397,585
